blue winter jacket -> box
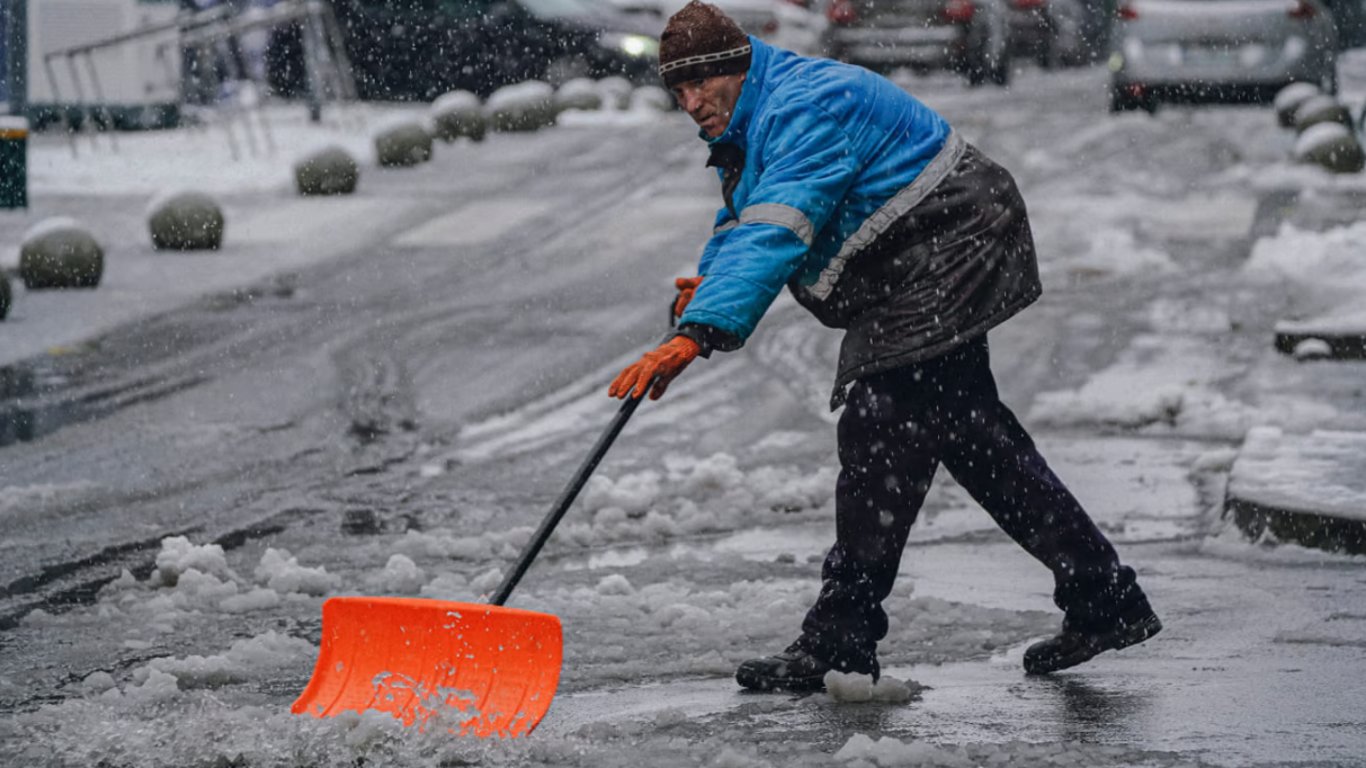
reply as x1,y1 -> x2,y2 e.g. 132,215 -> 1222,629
676,38 -> 1042,407
677,38 -> 951,341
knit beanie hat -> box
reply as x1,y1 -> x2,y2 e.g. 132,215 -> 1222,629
658,1 -> 752,88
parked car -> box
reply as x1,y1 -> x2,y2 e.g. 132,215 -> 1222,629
607,0 -> 827,55
817,0 -> 1013,86
1006,0 -> 1088,68
277,0 -> 660,101
1108,0 -> 1338,113
1322,0 -> 1366,48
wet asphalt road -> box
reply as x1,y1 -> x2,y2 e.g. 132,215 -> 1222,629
3,65 -> 1366,766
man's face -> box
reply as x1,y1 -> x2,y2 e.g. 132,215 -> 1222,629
670,74 -> 746,138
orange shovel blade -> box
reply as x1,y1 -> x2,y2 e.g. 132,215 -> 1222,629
291,596 -> 562,738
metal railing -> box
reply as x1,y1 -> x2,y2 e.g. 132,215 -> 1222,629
40,0 -> 357,158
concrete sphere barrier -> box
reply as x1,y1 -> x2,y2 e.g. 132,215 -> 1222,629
375,120 -> 433,167
147,190 -> 224,251
1293,122 -> 1366,173
431,90 -> 486,143
554,78 -> 604,113
1273,82 -> 1320,128
0,272 -> 10,320
19,217 -> 103,290
1293,95 -> 1353,133
631,85 -> 674,112
486,81 -> 557,132
294,145 -> 359,196
598,76 -> 633,110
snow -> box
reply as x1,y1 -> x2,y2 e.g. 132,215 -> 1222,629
6,62 -> 1366,768
1275,306 -> 1366,335
20,215 -> 88,245
143,187 -> 218,218
136,631 -> 315,689
254,547 -> 340,596
23,106 -> 393,196
1227,427 -> 1366,522
1272,82 -> 1320,115
1245,220 -> 1366,297
1070,227 -> 1177,277
1294,121 -> 1355,157
432,90 -> 482,114
822,671 -> 920,704
152,535 -> 234,586
834,734 -> 972,767
1028,335 -> 1262,437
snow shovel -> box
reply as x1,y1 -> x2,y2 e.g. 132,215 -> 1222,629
292,379 -> 657,738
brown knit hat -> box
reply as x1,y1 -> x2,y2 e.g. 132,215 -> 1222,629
658,1 -> 752,88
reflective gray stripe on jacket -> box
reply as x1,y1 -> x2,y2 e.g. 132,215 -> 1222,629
713,203 -> 815,246
788,142 -> 1043,410
807,131 -> 967,300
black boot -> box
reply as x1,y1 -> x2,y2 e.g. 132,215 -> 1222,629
1024,603 -> 1162,675
735,642 -> 833,692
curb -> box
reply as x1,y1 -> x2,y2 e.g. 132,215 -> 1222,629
1225,427 -> 1366,555
1227,495 -> 1366,554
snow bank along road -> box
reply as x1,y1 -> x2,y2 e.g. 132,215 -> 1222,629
2,65 -> 1365,767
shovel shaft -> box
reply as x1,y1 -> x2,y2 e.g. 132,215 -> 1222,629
490,384 -> 651,606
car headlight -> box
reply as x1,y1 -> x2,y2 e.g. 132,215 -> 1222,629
1283,36 -> 1307,62
601,33 -> 659,59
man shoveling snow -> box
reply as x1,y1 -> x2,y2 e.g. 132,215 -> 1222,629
608,1 -> 1161,691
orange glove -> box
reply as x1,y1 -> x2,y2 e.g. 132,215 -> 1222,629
673,276 -> 703,320
609,336 -> 701,401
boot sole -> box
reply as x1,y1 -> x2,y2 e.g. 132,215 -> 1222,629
1023,615 -> 1163,676
735,667 -> 827,693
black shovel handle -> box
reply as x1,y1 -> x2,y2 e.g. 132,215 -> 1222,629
489,378 -> 655,607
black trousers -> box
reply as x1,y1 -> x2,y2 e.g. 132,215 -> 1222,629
798,336 -> 1148,675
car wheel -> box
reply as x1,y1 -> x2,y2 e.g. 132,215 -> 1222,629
1110,86 -> 1156,114
964,53 -> 987,86
1037,42 -> 1055,70
1109,85 -> 1138,113
989,52 -> 1010,86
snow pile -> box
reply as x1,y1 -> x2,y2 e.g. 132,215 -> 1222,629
834,734 -> 971,767
387,454 -> 835,580
822,671 -> 920,704
368,553 -> 427,595
1244,221 -> 1366,295
1227,427 -> 1366,522
82,537 -> 338,627
1068,227 -> 1177,278
582,469 -> 663,516
133,631 -> 315,690
255,547 -> 340,596
1028,335 -> 1250,436
13,693 -> 507,768
562,453 -> 837,547
392,525 -> 533,562
151,536 -> 235,586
